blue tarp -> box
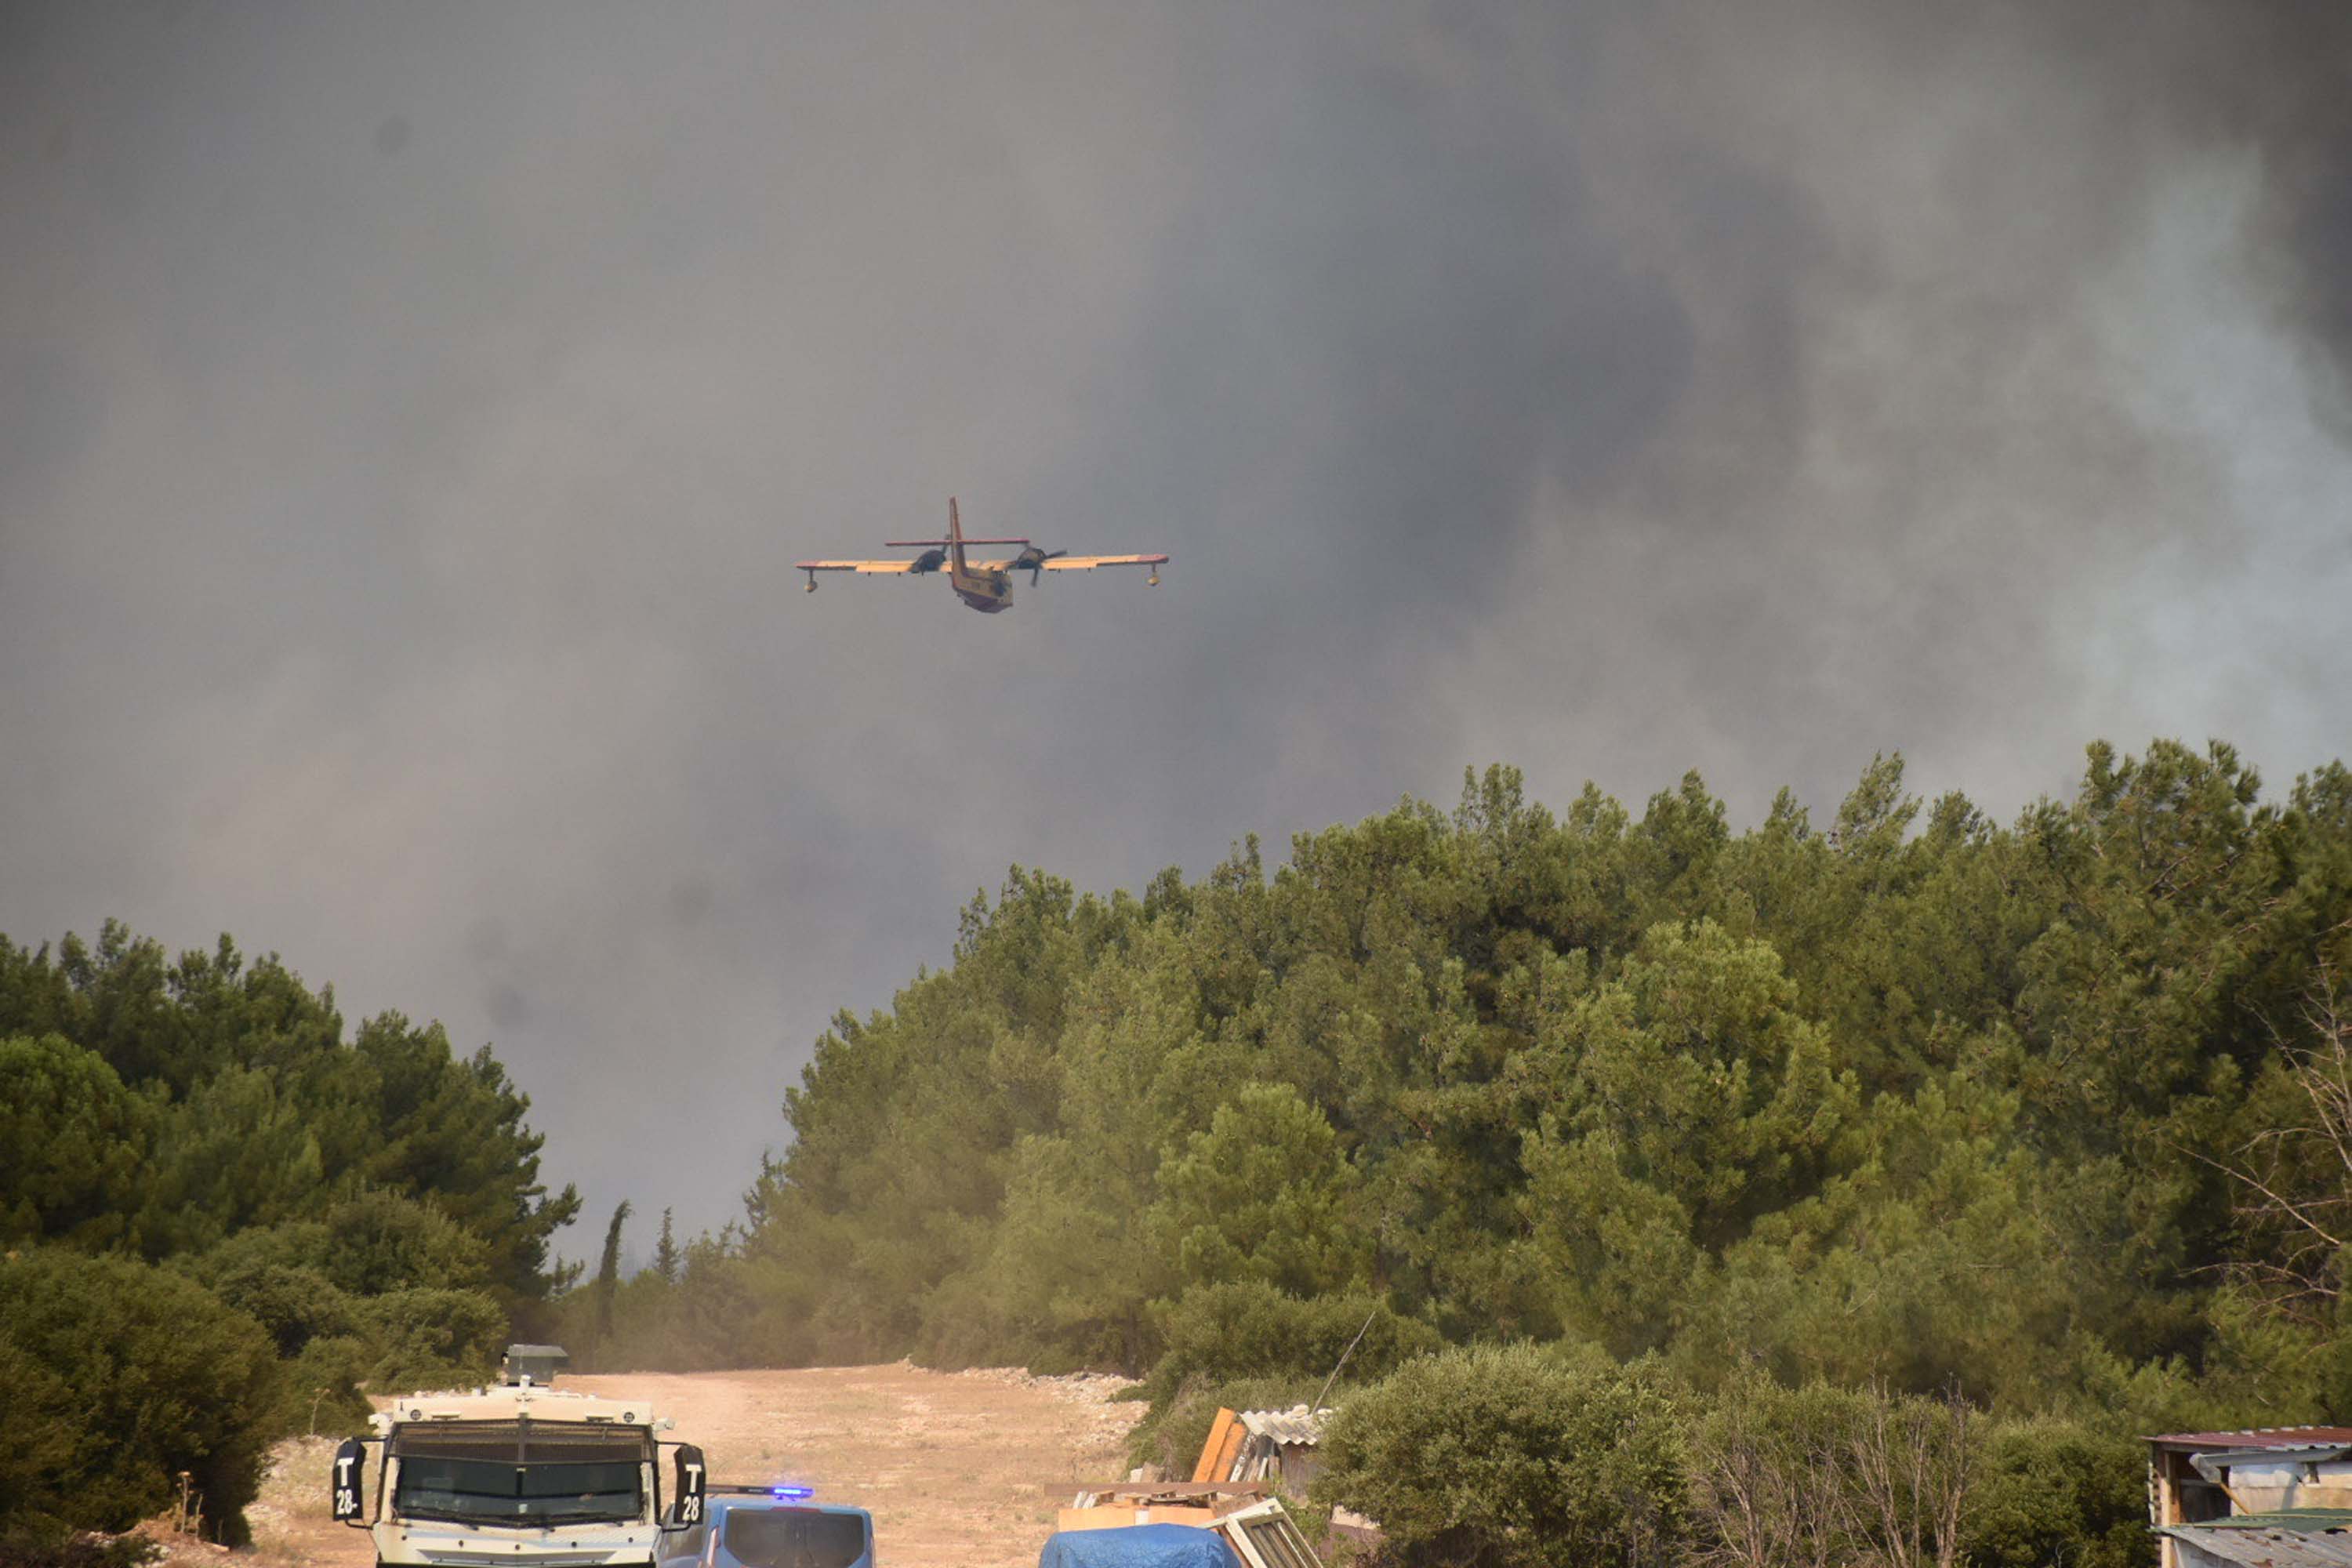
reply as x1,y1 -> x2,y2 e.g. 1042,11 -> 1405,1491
1036,1524 -> 1242,1568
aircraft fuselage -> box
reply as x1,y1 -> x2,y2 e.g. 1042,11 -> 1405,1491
952,567 -> 1013,613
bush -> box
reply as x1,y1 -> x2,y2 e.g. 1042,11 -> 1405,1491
1143,1281 -> 1443,1405
267,1334 -> 374,1439
205,1261 -> 356,1357
0,1340 -> 82,1541
1684,1374 -> 1918,1568
1966,1417 -> 2151,1568
183,1220 -> 335,1285
318,1190 -> 496,1296
358,1287 -> 506,1392
0,1249 -> 279,1546
1120,1282 -> 1443,1474
1315,1342 -> 1688,1568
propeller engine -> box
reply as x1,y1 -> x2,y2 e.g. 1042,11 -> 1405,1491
1012,545 -> 1067,585
907,548 -> 948,574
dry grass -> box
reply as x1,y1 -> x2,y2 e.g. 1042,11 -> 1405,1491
237,1436 -> 354,1568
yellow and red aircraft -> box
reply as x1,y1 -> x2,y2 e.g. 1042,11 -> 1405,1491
796,499 -> 1168,615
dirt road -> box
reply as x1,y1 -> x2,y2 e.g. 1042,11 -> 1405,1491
241,1363 -> 1147,1568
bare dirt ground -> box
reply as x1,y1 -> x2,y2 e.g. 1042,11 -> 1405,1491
227,1363 -> 1146,1568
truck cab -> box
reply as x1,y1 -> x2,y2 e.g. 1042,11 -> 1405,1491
332,1344 -> 706,1568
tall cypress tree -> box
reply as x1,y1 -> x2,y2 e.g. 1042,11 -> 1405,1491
593,1200 -> 630,1345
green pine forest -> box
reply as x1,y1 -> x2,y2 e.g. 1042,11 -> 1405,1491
702,742 -> 2352,1399
0,926 -> 579,1546
9,738 -> 2352,1566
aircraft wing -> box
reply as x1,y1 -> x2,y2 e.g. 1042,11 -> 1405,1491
793,559 -> 921,574
1040,554 -> 1171,571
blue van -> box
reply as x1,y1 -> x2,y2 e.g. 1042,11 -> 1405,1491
660,1484 -> 875,1568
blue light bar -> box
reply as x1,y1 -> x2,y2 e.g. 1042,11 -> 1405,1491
771,1486 -> 814,1500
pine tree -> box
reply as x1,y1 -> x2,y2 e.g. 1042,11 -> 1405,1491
654,1207 -> 680,1287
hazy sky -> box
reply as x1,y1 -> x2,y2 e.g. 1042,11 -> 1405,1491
5,1 -> 2349,1251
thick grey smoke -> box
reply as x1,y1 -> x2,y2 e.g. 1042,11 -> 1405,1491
3,2 -> 2347,1247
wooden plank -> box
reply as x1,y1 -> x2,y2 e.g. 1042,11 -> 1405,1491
1194,1408 -> 1241,1484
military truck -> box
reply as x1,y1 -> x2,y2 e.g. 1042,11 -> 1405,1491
332,1344 -> 707,1567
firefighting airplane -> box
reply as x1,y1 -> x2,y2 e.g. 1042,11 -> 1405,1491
795,499 -> 1168,615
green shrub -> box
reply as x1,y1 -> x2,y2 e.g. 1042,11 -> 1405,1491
1143,1280 -> 1442,1404
1683,1373 -> 1912,1568
182,1220 -> 334,1285
318,1190 -> 496,1296
204,1261 -> 356,1357
184,1197 -> 497,1302
267,1334 -> 374,1439
0,1249 -> 279,1546
1966,1417 -> 2151,1568
358,1286 -> 506,1392
1315,1342 -> 1688,1568
0,1339 -> 82,1541
1120,1282 -> 1443,1474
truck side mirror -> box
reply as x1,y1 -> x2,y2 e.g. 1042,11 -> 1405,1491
332,1438 -> 369,1527
663,1443 -> 706,1531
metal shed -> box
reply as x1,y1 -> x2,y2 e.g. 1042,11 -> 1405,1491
2148,1428 -> 2352,1568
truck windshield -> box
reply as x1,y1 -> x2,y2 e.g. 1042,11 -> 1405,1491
722,1508 -> 869,1568
395,1457 -> 643,1525
390,1421 -> 647,1526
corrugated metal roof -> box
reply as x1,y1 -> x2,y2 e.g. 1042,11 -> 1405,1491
1237,1406 -> 1328,1447
2198,1514 -> 2352,1533
2160,1526 -> 2352,1568
2151,1430 -> 2352,1452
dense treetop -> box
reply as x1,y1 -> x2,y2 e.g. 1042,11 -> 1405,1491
0,924 -> 575,1544
0,924 -> 577,1300
690,740 -> 2352,1421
